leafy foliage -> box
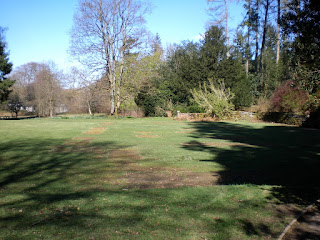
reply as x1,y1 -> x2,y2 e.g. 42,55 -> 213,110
282,0 -> 320,93
269,80 -> 309,113
191,79 -> 234,119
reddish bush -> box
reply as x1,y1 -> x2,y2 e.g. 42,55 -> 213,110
270,80 -> 309,113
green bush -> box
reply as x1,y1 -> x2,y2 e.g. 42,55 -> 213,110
173,103 -> 205,114
191,79 -> 235,119
135,92 -> 164,117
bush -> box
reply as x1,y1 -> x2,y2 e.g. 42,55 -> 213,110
173,103 -> 205,114
135,91 -> 166,117
270,80 -> 309,114
191,79 -> 235,119
302,90 -> 320,128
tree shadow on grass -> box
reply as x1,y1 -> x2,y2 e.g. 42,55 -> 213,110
1,122 -> 319,239
181,121 -> 320,238
0,138 -> 240,239
0,138 -> 137,238
0,136 -> 245,239
184,121 -> 320,205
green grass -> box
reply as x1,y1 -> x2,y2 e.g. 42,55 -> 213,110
0,117 -> 319,239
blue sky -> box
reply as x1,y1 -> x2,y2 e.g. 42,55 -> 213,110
0,0 -> 244,71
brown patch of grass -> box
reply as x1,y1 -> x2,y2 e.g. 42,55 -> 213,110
123,168 -> 219,189
182,141 -> 259,148
136,135 -> 159,138
83,127 -> 106,135
135,131 -> 153,134
100,122 -> 113,126
109,147 -> 219,189
109,149 -> 142,161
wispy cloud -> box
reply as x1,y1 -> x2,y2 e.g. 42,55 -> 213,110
192,33 -> 204,41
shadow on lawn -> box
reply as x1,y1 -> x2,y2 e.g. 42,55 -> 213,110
184,121 -> 320,205
0,137 -> 248,239
1,122 -> 319,239
0,138 -> 133,236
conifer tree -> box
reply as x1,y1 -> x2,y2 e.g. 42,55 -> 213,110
0,27 -> 14,103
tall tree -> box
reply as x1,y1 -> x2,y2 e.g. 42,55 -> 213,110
207,0 -> 236,58
242,0 -> 255,77
201,26 -> 227,80
0,27 -> 14,103
33,63 -> 63,117
70,0 -> 150,115
253,0 -> 261,72
259,0 -> 271,72
276,0 -> 281,65
282,0 -> 320,93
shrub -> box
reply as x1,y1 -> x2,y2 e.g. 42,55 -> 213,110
270,80 -> 309,113
173,103 -> 205,114
302,90 -> 320,128
191,79 -> 235,119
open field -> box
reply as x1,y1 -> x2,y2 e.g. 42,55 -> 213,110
0,117 -> 319,239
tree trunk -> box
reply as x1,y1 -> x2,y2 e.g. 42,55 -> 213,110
88,100 -> 92,115
245,59 -> 249,77
276,0 -> 281,65
116,64 -> 124,114
246,0 -> 252,78
260,0 -> 269,72
109,71 -> 115,115
260,0 -> 270,92
224,0 -> 230,58
254,0 -> 260,72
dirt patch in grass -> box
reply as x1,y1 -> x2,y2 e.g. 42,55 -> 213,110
109,149 -> 142,161
110,148 -> 219,189
100,122 -> 113,126
123,168 -> 219,189
136,135 -> 159,138
182,141 -> 259,148
135,131 -> 159,138
84,127 -> 106,135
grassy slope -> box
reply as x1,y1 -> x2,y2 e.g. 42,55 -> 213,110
0,117 -> 319,239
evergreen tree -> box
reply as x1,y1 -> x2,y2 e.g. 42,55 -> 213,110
0,27 -> 14,103
200,26 -> 227,80
282,0 -> 320,93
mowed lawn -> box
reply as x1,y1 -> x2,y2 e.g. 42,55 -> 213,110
0,117 -> 319,239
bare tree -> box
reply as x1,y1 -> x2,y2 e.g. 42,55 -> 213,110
34,63 -> 62,117
9,62 -> 45,109
207,0 -> 239,58
7,86 -> 23,118
70,0 -> 150,115
68,67 -> 106,115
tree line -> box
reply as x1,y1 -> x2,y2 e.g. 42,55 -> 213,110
1,0 -> 319,123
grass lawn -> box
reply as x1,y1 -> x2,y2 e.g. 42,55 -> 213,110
0,117 -> 319,239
